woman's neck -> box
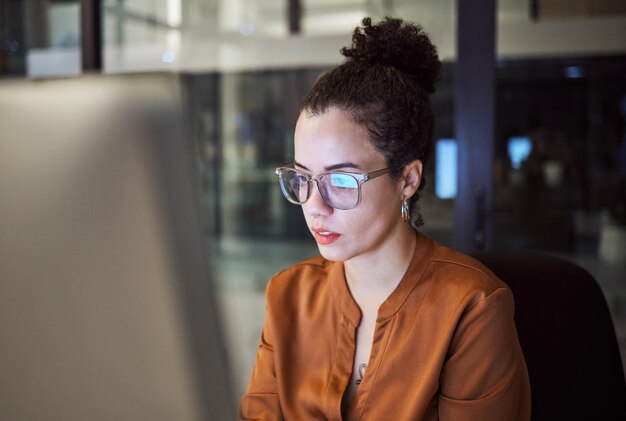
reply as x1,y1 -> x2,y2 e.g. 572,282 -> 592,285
343,226 -> 417,311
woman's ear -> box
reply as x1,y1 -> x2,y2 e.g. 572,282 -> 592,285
401,160 -> 423,198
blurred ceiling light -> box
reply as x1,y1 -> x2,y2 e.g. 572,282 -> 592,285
435,138 -> 458,199
507,136 -> 532,169
303,11 -> 364,35
7,40 -> 20,53
564,65 -> 584,79
167,0 -> 182,27
162,51 -> 175,63
240,22 -> 255,36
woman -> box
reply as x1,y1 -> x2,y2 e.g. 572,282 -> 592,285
240,17 -> 530,421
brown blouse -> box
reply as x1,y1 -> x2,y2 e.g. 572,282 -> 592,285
240,232 -> 531,420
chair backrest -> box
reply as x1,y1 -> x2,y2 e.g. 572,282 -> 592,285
470,251 -> 626,421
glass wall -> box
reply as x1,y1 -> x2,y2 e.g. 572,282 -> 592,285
493,56 -> 626,255
0,0 -> 81,78
494,0 -> 626,374
0,1 -> 26,76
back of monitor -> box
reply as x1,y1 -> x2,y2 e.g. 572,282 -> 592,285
0,74 -> 234,421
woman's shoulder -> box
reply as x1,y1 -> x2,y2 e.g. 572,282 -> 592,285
265,255 -> 335,301
424,241 -> 512,308
271,255 -> 331,282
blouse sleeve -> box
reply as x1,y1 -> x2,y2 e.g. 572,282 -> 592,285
438,288 -> 531,421
239,281 -> 284,421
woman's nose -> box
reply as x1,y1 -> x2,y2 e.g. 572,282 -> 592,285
304,181 -> 333,217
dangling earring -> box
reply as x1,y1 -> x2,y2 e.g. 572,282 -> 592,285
401,197 -> 410,222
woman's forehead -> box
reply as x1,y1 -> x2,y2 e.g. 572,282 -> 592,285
294,108 -> 384,169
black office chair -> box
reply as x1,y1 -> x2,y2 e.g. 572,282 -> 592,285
470,251 -> 626,421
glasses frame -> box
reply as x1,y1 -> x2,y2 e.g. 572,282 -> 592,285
274,164 -> 392,210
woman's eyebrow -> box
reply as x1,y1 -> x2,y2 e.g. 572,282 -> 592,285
325,162 -> 361,171
294,161 -> 361,171
294,161 -> 309,170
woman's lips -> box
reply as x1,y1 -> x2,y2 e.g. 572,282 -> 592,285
311,228 -> 341,245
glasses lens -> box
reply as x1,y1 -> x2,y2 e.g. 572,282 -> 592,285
319,173 -> 359,210
278,169 -> 309,204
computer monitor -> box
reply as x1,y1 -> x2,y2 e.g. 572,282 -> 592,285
0,74 -> 234,420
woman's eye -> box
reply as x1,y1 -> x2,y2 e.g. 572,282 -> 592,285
330,174 -> 358,189
294,174 -> 308,184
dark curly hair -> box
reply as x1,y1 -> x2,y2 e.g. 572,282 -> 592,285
300,17 -> 441,228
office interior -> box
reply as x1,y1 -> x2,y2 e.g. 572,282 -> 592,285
1,0 -> 626,419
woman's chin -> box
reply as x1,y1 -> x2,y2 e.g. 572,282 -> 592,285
317,244 -> 344,262
316,242 -> 355,262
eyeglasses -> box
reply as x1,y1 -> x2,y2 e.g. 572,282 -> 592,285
274,164 -> 391,210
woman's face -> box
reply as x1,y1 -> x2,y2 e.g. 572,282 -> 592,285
294,107 -> 407,263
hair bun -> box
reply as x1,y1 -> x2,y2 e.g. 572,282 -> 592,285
341,17 -> 441,94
